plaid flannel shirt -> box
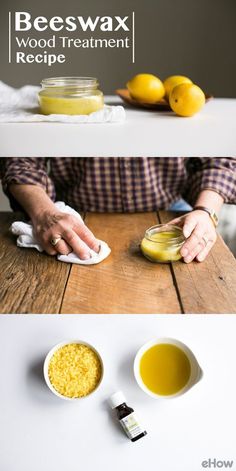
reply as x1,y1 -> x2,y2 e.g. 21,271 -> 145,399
1,157 -> 236,213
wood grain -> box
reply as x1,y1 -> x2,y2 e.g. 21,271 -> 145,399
159,210 -> 236,313
0,212 -> 71,314
61,212 -> 181,314
1,210 -> 236,314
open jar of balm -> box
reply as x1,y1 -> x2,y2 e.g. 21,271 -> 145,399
38,77 -> 104,115
141,224 -> 185,263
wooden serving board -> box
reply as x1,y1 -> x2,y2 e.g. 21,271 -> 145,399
116,88 -> 213,111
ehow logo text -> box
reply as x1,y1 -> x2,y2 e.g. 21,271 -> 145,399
202,459 -> 234,468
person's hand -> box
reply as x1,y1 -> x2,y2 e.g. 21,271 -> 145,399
32,210 -> 100,259
169,210 -> 217,263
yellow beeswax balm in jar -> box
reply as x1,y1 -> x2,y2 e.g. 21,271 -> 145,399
38,77 -> 104,115
141,224 -> 185,263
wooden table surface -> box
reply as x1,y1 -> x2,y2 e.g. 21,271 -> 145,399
1,211 -> 236,314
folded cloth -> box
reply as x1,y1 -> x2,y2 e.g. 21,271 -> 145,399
10,202 -> 111,265
0,81 -> 125,123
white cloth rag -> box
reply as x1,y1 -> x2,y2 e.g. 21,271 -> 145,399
10,201 -> 111,265
0,81 -> 125,123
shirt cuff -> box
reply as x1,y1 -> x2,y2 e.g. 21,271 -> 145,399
1,158 -> 56,212
184,158 -> 236,205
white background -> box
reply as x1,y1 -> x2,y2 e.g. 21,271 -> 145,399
0,315 -> 235,471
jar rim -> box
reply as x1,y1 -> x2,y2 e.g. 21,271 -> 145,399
41,77 -> 99,89
145,224 -> 185,244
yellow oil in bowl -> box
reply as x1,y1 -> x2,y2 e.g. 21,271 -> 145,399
139,343 -> 191,396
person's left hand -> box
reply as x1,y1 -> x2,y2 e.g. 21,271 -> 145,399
169,210 -> 217,263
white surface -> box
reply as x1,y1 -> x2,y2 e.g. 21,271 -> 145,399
0,97 -> 236,157
0,315 -> 235,471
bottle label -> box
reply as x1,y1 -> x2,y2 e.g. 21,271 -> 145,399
120,413 -> 144,440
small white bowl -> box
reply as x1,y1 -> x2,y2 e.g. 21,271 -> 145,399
134,337 -> 203,399
43,340 -> 104,401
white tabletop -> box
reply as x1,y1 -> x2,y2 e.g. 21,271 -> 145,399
0,97 -> 235,157
0,315 -> 235,471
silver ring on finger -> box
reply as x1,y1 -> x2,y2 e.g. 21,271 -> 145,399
51,236 -> 62,247
202,235 -> 209,247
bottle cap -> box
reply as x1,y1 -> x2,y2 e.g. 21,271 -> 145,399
108,391 -> 126,409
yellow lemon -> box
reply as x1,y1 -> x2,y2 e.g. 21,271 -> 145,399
163,75 -> 192,100
169,83 -> 205,117
127,74 -> 165,104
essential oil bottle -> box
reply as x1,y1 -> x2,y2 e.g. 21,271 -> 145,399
109,391 -> 147,442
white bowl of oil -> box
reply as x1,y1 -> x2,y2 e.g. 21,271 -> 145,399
134,337 -> 203,399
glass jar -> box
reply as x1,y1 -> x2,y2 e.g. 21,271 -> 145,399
38,77 -> 104,115
141,224 -> 185,263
